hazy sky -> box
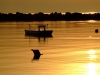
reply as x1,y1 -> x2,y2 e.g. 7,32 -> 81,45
0,0 -> 100,13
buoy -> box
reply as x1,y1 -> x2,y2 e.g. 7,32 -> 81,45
95,29 -> 99,33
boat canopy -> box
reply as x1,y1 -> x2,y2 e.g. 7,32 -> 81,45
38,25 -> 47,31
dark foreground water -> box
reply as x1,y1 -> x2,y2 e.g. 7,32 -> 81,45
1,21 -> 100,75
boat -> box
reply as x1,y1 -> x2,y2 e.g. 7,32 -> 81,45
25,24 -> 53,36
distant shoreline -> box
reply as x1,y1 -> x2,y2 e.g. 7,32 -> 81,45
0,12 -> 100,22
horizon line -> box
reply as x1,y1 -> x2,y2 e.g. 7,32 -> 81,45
1,12 -> 100,15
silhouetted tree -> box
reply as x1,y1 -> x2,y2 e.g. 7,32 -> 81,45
0,12 -> 100,21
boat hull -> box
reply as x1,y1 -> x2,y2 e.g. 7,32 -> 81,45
25,30 -> 53,36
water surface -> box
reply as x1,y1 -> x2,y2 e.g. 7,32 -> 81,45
0,21 -> 100,75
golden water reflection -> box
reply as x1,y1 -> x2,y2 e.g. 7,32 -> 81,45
88,49 -> 97,61
86,49 -> 98,75
1,22 -> 100,75
87,63 -> 97,75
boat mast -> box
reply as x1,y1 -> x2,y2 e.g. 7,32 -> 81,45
29,24 -> 31,30
47,24 -> 48,30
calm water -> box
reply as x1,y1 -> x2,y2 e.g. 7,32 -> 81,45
1,21 -> 100,75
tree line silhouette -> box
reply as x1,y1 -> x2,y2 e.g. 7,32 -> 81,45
0,12 -> 100,21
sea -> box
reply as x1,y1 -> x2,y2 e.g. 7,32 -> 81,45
0,20 -> 100,75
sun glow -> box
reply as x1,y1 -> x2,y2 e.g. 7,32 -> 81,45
88,12 -> 97,14
88,20 -> 96,23
82,12 -> 97,14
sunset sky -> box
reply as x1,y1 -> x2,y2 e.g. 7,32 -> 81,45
0,0 -> 100,13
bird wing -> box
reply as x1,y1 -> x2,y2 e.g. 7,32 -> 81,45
33,55 -> 41,60
31,49 -> 40,55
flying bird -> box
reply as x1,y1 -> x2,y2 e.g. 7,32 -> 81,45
31,49 -> 43,60
31,49 -> 43,55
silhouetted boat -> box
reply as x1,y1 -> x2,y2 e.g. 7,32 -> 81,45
25,24 -> 53,36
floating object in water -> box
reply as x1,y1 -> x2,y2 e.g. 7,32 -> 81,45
95,29 -> 99,33
25,24 -> 53,36
31,49 -> 43,60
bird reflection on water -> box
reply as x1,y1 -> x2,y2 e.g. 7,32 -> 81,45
25,34 -> 52,61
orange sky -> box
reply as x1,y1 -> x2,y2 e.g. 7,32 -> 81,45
0,0 -> 100,13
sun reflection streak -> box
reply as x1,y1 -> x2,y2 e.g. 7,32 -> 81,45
88,49 -> 97,61
86,49 -> 98,75
87,63 -> 97,75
